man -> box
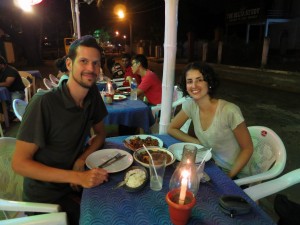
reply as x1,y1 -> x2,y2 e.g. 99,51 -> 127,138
131,54 -> 162,105
121,53 -> 141,84
0,55 -> 25,101
12,35 -> 108,225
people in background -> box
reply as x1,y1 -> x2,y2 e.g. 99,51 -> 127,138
131,54 -> 162,105
12,35 -> 108,225
0,55 -> 25,101
167,62 -> 253,178
55,55 -> 69,85
121,53 -> 141,84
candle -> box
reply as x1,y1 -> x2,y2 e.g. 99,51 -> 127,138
179,170 -> 189,205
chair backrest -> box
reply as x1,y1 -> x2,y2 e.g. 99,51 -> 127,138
0,137 -> 23,218
49,74 -> 59,85
12,99 -> 28,121
21,77 -> 31,103
234,126 -> 287,186
244,168 -> 300,201
19,71 -> 36,94
43,78 -> 56,90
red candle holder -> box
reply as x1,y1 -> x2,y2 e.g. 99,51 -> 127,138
166,189 -> 196,225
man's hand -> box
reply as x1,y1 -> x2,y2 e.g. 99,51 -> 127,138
79,168 -> 109,188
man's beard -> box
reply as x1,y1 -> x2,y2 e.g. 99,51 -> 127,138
73,73 -> 96,89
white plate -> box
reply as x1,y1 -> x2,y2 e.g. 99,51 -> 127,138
85,149 -> 133,173
96,81 -> 107,84
117,86 -> 130,91
124,135 -> 164,151
113,94 -> 127,101
168,143 -> 212,163
112,78 -> 125,82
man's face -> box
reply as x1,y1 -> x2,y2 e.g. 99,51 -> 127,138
121,57 -> 130,68
66,46 -> 101,89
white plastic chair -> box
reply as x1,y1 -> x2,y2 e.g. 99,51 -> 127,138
12,99 -> 27,122
43,78 -> 57,90
0,137 -> 67,224
244,168 -> 300,201
49,74 -> 59,85
21,77 -> 31,103
234,126 -> 287,186
18,71 -> 36,94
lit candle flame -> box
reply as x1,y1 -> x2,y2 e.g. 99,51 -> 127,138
179,170 -> 189,205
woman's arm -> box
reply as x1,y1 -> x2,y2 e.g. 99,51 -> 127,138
228,122 -> 253,178
167,110 -> 200,144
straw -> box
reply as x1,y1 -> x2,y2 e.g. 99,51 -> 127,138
142,144 -> 161,185
197,148 -> 212,171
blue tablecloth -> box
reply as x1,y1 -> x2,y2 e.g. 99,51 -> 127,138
96,82 -> 117,91
104,99 -> 154,133
80,135 -> 275,225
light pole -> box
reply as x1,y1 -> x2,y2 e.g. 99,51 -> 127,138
114,5 -> 133,53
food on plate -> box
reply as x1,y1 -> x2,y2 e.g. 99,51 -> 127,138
136,150 -> 172,165
125,168 -> 147,188
125,136 -> 159,150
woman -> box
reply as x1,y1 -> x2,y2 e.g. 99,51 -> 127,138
167,62 -> 253,178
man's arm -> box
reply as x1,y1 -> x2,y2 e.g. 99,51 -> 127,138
12,138 -> 108,188
0,76 -> 15,87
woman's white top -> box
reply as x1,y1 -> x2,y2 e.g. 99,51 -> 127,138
182,99 -> 249,176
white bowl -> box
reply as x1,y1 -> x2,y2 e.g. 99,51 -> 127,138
133,146 -> 175,168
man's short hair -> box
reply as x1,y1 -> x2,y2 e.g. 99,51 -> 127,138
0,55 -> 7,65
68,35 -> 102,61
132,54 -> 148,69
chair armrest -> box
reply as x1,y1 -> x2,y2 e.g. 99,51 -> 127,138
244,169 -> 300,201
0,212 -> 67,225
0,199 -> 60,213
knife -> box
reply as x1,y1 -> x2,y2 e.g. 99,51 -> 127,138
98,153 -> 121,168
98,154 -> 127,168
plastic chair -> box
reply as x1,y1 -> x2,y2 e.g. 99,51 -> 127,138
21,77 -> 31,103
244,169 -> 300,201
12,99 -> 28,121
18,71 -> 36,94
0,137 -> 66,224
43,78 -> 57,90
49,74 -> 59,85
234,126 -> 287,186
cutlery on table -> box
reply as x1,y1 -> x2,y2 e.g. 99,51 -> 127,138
98,153 -> 126,168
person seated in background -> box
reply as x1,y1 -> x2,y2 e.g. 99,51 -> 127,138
167,62 -> 253,179
12,35 -> 108,225
0,55 -> 25,101
111,62 -> 124,79
55,55 -> 69,85
131,54 -> 162,106
121,53 -> 141,84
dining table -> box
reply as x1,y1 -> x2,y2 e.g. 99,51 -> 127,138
80,134 -> 276,225
0,87 -> 11,128
104,98 -> 154,134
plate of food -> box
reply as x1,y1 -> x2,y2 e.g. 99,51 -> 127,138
85,149 -> 133,173
123,135 -> 163,151
133,146 -> 175,168
168,143 -> 212,163
113,94 -> 127,101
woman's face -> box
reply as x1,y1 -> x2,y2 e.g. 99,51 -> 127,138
185,69 -> 209,100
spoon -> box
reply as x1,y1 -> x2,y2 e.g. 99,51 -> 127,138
112,173 -> 136,190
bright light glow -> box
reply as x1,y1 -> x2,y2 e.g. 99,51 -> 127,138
123,35 -> 126,39
179,170 -> 189,205
117,10 -> 125,19
113,4 -> 126,19
14,0 -> 43,12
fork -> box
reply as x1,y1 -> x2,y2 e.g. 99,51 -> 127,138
98,153 -> 121,168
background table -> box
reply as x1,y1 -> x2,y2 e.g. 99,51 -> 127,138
104,99 -> 154,134
80,135 -> 276,225
0,87 -> 11,127
96,82 -> 117,91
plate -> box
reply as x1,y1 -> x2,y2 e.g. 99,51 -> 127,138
168,143 -> 212,163
85,149 -> 133,173
133,146 -> 176,168
96,81 -> 107,84
113,94 -> 127,101
124,135 -> 164,151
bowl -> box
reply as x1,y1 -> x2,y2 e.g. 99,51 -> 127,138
133,146 -> 175,168
123,166 -> 149,192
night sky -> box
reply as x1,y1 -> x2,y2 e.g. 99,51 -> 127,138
1,0 -> 225,44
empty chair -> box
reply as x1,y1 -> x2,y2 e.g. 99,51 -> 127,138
234,126 -> 287,186
244,168 -> 300,201
21,77 -> 31,103
18,71 -> 36,94
49,74 -> 59,85
0,137 -> 67,224
43,78 -> 57,90
12,99 -> 28,121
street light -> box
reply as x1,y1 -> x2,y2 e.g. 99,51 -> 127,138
114,5 -> 133,53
